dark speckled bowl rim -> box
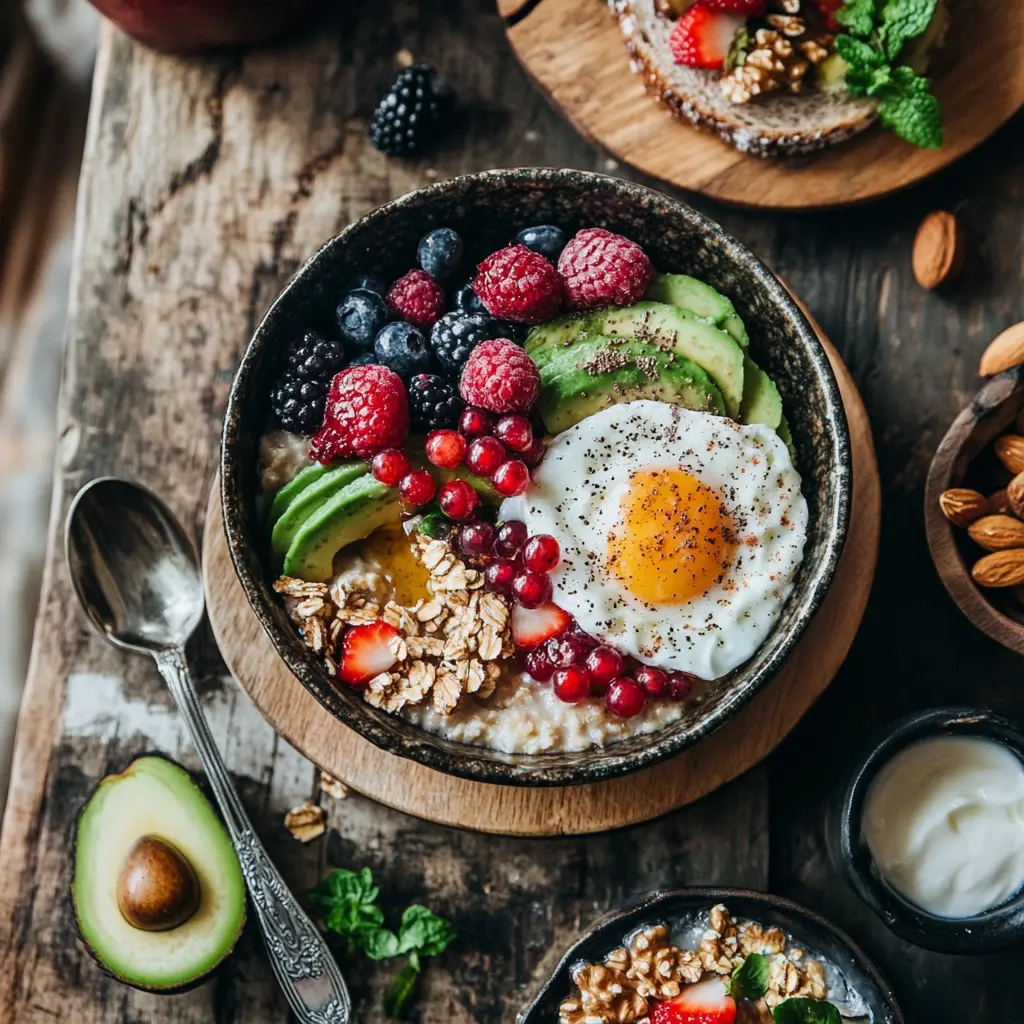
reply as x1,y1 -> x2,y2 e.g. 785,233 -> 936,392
220,167 -> 851,788
836,706 -> 1024,954
517,887 -> 903,1024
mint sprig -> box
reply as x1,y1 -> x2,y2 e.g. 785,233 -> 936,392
834,0 -> 942,148
772,997 -> 844,1024
727,953 -> 770,1000
309,868 -> 456,1019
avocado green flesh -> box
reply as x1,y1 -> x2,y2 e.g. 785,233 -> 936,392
537,336 -> 725,434
270,461 -> 367,557
645,273 -> 749,348
284,474 -> 402,581
268,461 -> 328,527
73,756 -> 245,992
738,355 -> 783,430
777,415 -> 797,461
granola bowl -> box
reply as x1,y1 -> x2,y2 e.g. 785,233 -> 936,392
519,888 -> 903,1024
221,167 -> 851,786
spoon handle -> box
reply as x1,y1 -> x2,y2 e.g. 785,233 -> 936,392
154,648 -> 350,1024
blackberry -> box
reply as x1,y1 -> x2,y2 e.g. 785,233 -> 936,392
408,373 -> 465,432
270,330 -> 346,435
418,227 -> 463,281
368,64 -> 456,158
374,320 -> 432,378
430,311 -> 497,373
516,224 -> 567,260
336,288 -> 388,349
452,279 -> 486,315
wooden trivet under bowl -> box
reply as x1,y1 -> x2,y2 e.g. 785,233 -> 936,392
497,0 -> 1022,210
203,328 -> 879,835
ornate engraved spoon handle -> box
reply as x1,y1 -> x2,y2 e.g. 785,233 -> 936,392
155,648 -> 351,1024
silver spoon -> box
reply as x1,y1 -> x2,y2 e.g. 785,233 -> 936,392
65,476 -> 350,1023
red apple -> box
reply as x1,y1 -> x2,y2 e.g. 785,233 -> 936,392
88,0 -> 315,55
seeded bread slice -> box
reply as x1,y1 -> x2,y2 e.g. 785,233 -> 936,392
612,0 -> 878,158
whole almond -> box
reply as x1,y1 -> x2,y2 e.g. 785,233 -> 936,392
938,488 -> 989,527
979,322 -> 1024,377
990,488 -> 1011,514
967,514 -> 1024,551
1008,472 -> 1024,518
912,210 -> 965,290
972,549 -> 1024,587
994,435 -> 1024,475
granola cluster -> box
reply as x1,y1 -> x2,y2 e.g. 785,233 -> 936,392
559,905 -> 827,1024
275,532 -> 513,717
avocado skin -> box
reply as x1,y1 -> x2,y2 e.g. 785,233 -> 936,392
738,354 -> 783,430
536,336 -> 725,434
267,461 -> 328,527
270,460 -> 367,557
71,752 -> 246,995
645,273 -> 749,348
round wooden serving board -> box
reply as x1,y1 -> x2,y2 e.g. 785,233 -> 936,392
498,0 -> 1023,209
204,326 -> 879,835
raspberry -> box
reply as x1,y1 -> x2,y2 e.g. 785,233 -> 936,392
557,228 -> 654,309
473,244 -> 563,325
459,339 -> 540,414
310,365 -> 409,462
387,269 -> 446,329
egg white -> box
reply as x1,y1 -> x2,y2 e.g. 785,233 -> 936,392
499,401 -> 808,680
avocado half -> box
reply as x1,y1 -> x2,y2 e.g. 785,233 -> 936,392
72,755 -> 246,993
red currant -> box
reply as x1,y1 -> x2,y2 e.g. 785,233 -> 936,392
494,520 -> 528,558
525,648 -> 555,683
494,415 -> 533,453
586,647 -> 624,687
398,470 -> 436,505
553,665 -> 591,704
606,677 -> 646,718
520,437 -> 545,467
546,633 -> 592,668
484,558 -> 516,594
668,671 -> 698,701
438,479 -> 479,521
512,571 -> 552,608
492,459 -> 530,497
465,436 -> 505,476
635,665 -> 669,697
522,534 -> 560,573
457,521 -> 495,556
370,448 -> 410,486
459,406 -> 494,438
425,429 -> 467,469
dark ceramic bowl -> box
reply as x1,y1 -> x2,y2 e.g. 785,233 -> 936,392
832,706 -> 1024,953
221,168 -> 851,787
519,887 -> 902,1023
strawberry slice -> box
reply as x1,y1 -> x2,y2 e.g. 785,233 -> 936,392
669,7 -> 746,69
650,978 -> 737,1024
338,620 -> 401,686
510,601 -> 572,650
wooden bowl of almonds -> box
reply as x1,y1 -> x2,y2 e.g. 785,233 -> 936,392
926,334 -> 1024,655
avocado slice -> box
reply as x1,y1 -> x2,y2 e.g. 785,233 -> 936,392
536,335 -> 725,434
268,461 -> 330,528
777,415 -> 797,461
284,473 -> 402,581
645,273 -> 749,348
738,354 -> 783,430
72,755 -> 245,993
270,460 -> 368,557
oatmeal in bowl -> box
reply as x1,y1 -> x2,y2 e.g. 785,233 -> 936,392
221,168 -> 850,785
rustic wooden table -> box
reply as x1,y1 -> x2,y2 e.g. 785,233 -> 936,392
0,4 -> 1020,1021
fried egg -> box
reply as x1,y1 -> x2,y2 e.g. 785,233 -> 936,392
499,400 -> 808,680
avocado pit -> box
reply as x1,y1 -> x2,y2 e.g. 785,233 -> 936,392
117,835 -> 201,932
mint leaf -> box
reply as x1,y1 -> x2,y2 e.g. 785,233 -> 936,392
397,904 -> 457,957
727,953 -> 770,1000
363,928 -> 402,960
879,0 -> 938,59
383,956 -> 421,1019
416,509 -> 447,538
835,34 -> 883,72
773,998 -> 843,1024
309,868 -> 385,950
835,0 -> 876,37
878,72 -> 942,147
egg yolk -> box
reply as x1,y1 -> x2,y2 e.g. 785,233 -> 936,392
607,467 -> 731,605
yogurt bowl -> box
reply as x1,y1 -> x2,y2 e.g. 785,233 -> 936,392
221,167 -> 851,786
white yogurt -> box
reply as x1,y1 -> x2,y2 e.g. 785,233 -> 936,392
863,735 -> 1024,918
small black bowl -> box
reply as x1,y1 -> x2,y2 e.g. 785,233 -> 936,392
518,887 -> 903,1023
221,167 -> 851,787
832,706 -> 1024,954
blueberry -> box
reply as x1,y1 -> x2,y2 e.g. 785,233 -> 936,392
348,272 -> 388,299
348,351 -> 377,366
516,224 -> 567,260
453,279 -> 486,315
335,289 -> 388,350
417,227 -> 463,281
374,321 -> 431,378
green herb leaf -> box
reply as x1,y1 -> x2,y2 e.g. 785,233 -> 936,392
416,510 -> 447,538
308,868 -> 385,950
879,0 -> 938,59
835,0 -> 876,37
772,997 -> 844,1024
727,953 -> 770,1000
383,956 -> 422,1019
725,27 -> 750,71
878,69 -> 942,147
397,904 -> 458,957
363,927 -> 402,960
835,33 -> 884,73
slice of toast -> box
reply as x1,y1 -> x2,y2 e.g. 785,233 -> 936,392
612,0 -> 878,158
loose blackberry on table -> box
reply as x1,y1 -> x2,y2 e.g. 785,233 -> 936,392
367,63 -> 456,158
407,373 -> 465,432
